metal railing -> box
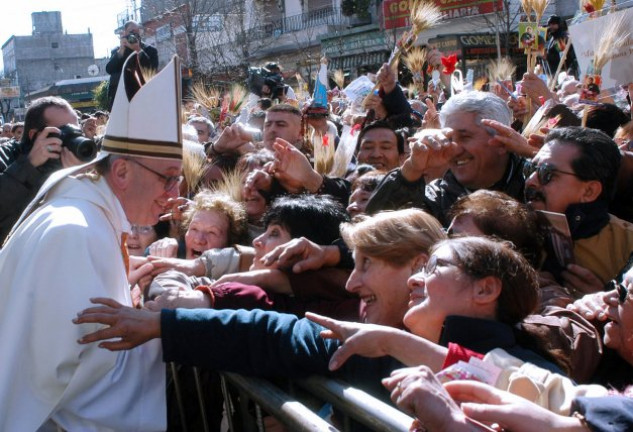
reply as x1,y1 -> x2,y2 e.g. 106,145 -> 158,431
252,7 -> 353,38
217,373 -> 414,432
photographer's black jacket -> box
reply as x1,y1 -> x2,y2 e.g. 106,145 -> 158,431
105,43 -> 158,110
0,139 -> 54,243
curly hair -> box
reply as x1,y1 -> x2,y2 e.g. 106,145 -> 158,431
182,189 -> 247,245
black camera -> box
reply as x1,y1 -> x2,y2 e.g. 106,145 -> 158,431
50,124 -> 98,162
126,34 -> 139,44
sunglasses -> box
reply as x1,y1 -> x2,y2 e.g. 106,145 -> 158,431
523,161 -> 579,185
127,158 -> 182,191
609,280 -> 631,305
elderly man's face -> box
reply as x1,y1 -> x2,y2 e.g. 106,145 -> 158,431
524,141 -> 598,213
357,128 -> 403,171
445,111 -> 509,189
263,111 -> 301,150
124,157 -> 182,225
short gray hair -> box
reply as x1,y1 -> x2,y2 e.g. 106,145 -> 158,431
439,91 -> 512,127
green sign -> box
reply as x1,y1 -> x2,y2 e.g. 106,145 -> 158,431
321,31 -> 387,57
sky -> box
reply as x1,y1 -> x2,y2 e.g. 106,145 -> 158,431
0,0 -> 130,71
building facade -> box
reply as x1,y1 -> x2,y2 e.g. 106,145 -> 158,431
1,11 -> 95,106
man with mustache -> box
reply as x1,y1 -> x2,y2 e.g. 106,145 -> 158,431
524,126 -> 633,297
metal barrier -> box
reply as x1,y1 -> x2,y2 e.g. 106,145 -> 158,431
217,373 -> 414,432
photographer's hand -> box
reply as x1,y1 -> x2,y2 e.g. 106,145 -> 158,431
28,126 -> 63,168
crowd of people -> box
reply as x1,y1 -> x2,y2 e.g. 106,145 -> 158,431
1,14 -> 633,432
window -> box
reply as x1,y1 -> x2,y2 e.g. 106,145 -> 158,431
51,42 -> 59,48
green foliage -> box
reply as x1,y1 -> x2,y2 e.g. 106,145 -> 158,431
92,81 -> 109,111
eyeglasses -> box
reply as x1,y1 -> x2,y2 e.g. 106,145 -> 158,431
523,161 -> 579,186
608,280 -> 631,305
423,254 -> 460,275
131,224 -> 154,235
127,158 -> 182,191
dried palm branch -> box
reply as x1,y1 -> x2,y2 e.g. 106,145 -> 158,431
404,46 -> 427,80
532,0 -> 549,24
410,1 -> 443,36
208,167 -> 244,203
329,125 -> 360,178
333,69 -> 346,89
364,1 -> 441,108
182,141 -> 208,195
311,128 -> 336,175
190,81 -> 221,111
593,14 -> 629,74
521,0 -> 533,20
139,66 -> 158,82
488,57 -> 517,82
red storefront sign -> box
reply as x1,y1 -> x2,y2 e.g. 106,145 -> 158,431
383,0 -> 504,29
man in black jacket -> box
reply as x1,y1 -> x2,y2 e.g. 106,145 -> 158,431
366,91 -> 525,226
0,97 -> 84,243
105,21 -> 158,110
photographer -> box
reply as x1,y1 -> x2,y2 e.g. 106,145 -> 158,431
105,21 -> 158,110
0,97 -> 86,243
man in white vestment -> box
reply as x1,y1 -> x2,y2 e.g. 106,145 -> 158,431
0,54 -> 183,431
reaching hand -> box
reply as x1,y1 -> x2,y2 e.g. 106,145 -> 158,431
382,366 -> 472,432
159,197 -> 191,223
271,138 -> 323,193
445,380 -> 586,432
147,256 -> 205,277
73,297 -> 161,350
566,288 -> 617,321
261,237 -> 338,273
145,288 -> 211,311
422,98 -> 440,129
306,312 -> 394,370
376,62 -> 397,94
148,237 -> 179,258
482,119 -> 538,158
128,256 -> 154,286
402,129 -> 460,182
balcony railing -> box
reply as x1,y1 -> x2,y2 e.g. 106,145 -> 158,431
253,7 -> 354,39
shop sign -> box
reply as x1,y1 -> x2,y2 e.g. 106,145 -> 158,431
321,32 -> 387,57
0,86 -> 20,98
383,0 -> 504,29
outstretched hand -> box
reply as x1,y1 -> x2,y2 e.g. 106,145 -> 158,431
261,237 -> 338,273
445,380 -> 585,432
306,312 -> 393,370
73,297 -> 161,350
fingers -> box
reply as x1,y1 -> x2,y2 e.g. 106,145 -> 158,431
443,381 -> 507,405
328,343 -> 354,370
305,311 -> 338,329
76,325 -> 122,345
90,297 -> 124,308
